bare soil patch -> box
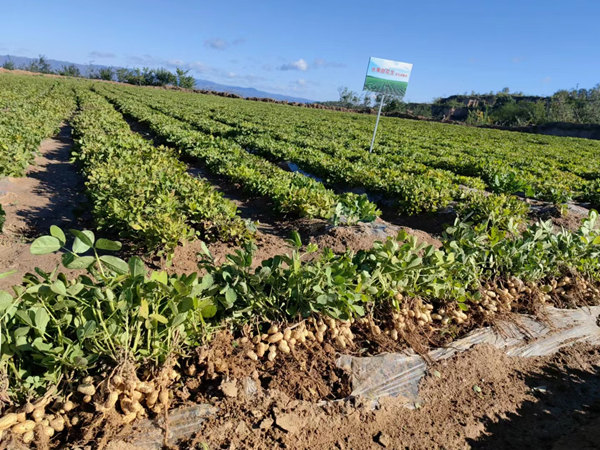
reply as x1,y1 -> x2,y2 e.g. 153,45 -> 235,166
0,124 -> 89,289
163,217 -> 441,275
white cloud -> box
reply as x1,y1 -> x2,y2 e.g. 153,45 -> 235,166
542,76 -> 552,84
188,61 -> 208,72
89,51 -> 115,59
296,79 -> 307,87
204,38 -> 245,51
167,58 -> 185,66
205,38 -> 227,50
279,58 -> 308,71
312,58 -> 345,69
128,54 -> 157,65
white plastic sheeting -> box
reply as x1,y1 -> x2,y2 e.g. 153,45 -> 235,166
129,404 -> 217,449
337,306 -> 600,405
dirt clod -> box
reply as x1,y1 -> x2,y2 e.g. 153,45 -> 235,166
220,381 -> 238,398
375,431 -> 391,447
259,417 -> 274,430
275,412 -> 302,434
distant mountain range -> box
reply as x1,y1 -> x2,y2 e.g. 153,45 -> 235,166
0,55 -> 314,104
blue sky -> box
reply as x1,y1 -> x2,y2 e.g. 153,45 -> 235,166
1,0 -> 599,102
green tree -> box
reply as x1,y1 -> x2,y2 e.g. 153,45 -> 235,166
115,67 -> 129,83
2,57 -> 15,70
337,87 -> 361,107
548,90 -> 576,122
25,55 -> 52,74
98,67 -> 114,81
176,68 -> 195,89
154,68 -> 177,86
58,64 -> 81,77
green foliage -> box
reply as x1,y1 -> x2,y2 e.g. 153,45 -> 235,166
114,67 -> 179,87
176,68 -> 195,89
99,81 -> 600,214
456,192 -> 529,231
89,67 -> 113,81
2,58 -> 15,70
153,68 -> 177,86
443,210 -> 600,282
103,84 -> 460,215
488,98 -> 548,126
58,64 -> 81,77
5,212 -> 600,399
0,74 -> 77,176
0,204 -> 5,232
584,179 -> 600,209
98,85 -> 380,222
1,228 -> 218,398
332,193 -> 381,225
23,55 -> 52,74
484,169 -> 531,195
71,88 -> 251,255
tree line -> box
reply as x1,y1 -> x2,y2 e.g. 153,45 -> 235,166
327,85 -> 600,127
1,55 -> 196,89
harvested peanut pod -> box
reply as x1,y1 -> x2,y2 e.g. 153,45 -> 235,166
22,430 -> 34,444
11,420 -> 36,435
31,408 -> 45,423
77,383 -> 96,396
0,413 -> 18,431
267,332 -> 283,344
278,340 -> 291,354
255,342 -> 269,358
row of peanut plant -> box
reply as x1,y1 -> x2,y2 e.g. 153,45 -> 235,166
0,73 -> 77,177
70,87 -> 252,255
96,84 -> 380,223
100,84 -> 475,214
110,82 -> 600,207
1,208 -> 599,403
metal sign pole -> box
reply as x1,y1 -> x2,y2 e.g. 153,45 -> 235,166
369,94 -> 385,153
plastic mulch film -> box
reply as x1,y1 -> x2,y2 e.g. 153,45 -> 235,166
126,378 -> 257,448
336,306 -> 600,405
128,404 -> 218,449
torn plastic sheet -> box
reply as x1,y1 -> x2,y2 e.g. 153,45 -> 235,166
126,378 -> 257,448
127,404 -> 217,449
337,306 -> 600,405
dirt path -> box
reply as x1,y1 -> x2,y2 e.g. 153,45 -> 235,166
0,124 -> 88,289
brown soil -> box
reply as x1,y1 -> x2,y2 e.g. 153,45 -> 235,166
164,217 -> 441,275
311,218 -> 442,253
0,124 -> 89,290
103,342 -> 600,450
197,344 -> 600,449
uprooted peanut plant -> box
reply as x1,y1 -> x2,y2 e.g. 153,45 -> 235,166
0,212 -> 600,445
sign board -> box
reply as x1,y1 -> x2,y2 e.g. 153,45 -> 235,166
363,57 -> 412,99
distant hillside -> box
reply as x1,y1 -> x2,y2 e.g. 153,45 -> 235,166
0,55 -> 104,77
191,78 -> 312,103
0,55 -> 314,104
